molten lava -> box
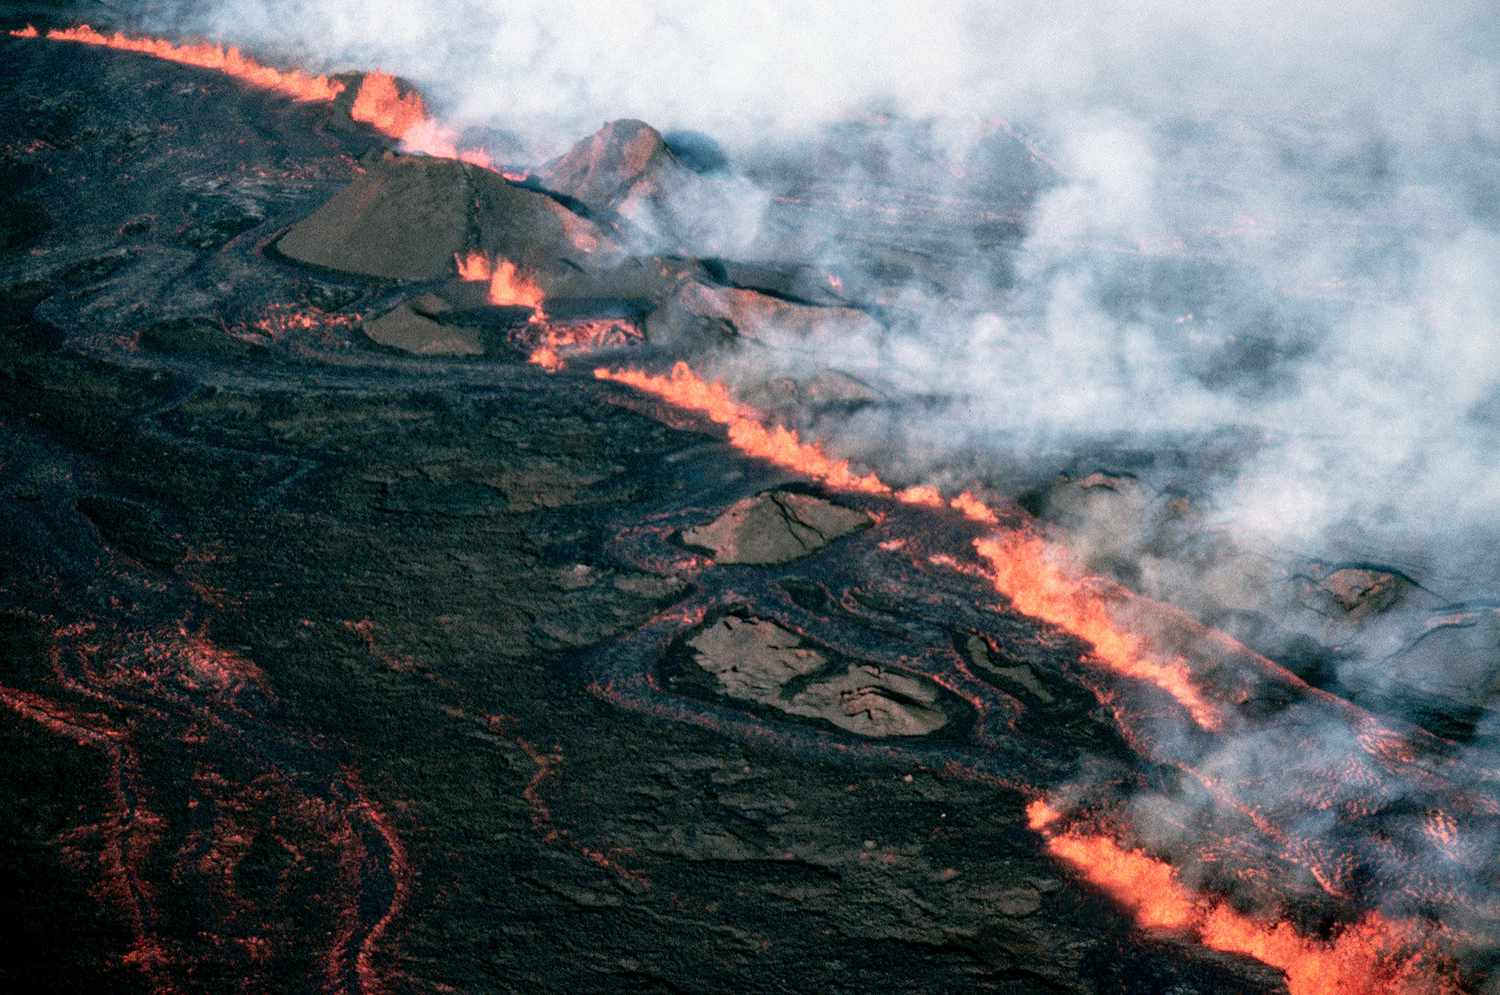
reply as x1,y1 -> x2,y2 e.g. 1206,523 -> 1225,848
895,484 -> 944,507
1026,802 -> 1458,995
13,25 -> 345,102
350,71 -> 427,142
15,28 -> 513,171
351,71 -> 493,167
592,361 -> 1220,729
975,532 -> 1222,729
514,319 -> 641,372
454,251 -> 547,313
595,362 -> 891,494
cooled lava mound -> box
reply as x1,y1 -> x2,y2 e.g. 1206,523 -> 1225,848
1,12 -> 1496,995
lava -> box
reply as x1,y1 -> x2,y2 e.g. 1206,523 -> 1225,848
950,490 -> 1000,524
1026,801 -> 1458,995
592,360 -> 1219,728
513,318 -> 642,372
12,24 -> 345,102
595,362 -> 890,494
455,251 -> 547,313
974,532 -> 1221,729
591,358 -> 1492,987
351,71 -> 493,167
13,27 -> 511,171
895,483 -> 944,507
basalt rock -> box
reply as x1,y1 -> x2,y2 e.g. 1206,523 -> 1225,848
740,370 -> 885,412
363,295 -> 483,357
277,153 -> 613,281
539,119 -> 765,255
646,280 -> 882,345
1380,607 -> 1500,713
682,490 -> 871,565
539,119 -> 683,217
1294,564 -> 1422,622
686,616 -> 949,737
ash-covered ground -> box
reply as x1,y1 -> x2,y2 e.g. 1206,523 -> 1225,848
2,7 -> 1498,995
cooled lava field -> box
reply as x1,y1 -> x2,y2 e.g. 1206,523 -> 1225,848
2,5 -> 1498,994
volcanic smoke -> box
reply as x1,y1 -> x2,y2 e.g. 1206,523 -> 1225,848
9,14 -> 1496,994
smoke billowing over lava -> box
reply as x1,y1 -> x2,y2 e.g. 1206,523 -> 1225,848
6,3 -> 1500,993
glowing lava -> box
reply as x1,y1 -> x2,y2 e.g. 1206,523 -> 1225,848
1026,801 -> 1458,995
13,27 -> 516,171
11,24 -> 345,102
454,251 -> 547,313
595,362 -> 890,494
593,361 -> 1222,729
352,71 -> 493,167
974,532 -> 1221,729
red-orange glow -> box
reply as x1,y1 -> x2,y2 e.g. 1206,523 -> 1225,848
351,71 -> 492,166
1032,814 -> 1458,995
595,362 -> 759,428
951,490 -> 999,524
896,484 -> 944,507
454,250 -> 492,282
487,258 -> 546,311
516,319 -> 641,371
594,362 -> 892,495
22,26 -> 520,174
592,362 -> 1214,729
26,25 -> 345,102
1025,798 -> 1062,831
454,251 -> 547,312
1049,830 -> 1198,929
350,71 -> 427,140
974,531 -> 1221,729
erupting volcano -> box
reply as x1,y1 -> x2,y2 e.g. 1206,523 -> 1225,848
3,7 -> 1497,994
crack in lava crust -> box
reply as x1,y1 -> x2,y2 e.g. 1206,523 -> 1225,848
1027,802 -> 1461,995
9,24 -> 345,102
593,359 -> 1483,993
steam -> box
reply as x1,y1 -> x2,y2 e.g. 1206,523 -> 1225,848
113,0 -> 1500,969
129,0 -> 1500,653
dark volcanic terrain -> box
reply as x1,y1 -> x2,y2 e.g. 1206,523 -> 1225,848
1,13 -> 1496,995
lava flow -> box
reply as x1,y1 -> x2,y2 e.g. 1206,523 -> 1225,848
455,251 -> 547,313
9,24 -> 345,102
11,26 -> 528,176
974,531 -> 1221,729
594,360 -> 1220,727
351,71 -> 498,169
593,358 -> 1487,992
1026,802 -> 1458,995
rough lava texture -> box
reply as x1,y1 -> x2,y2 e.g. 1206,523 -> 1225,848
364,296 -> 483,356
647,279 -> 883,345
278,153 -> 613,280
682,490 -> 872,565
539,118 -> 682,217
3,16 -> 1496,995
685,616 -> 950,737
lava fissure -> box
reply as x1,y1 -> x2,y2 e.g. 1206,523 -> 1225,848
592,358 -> 1487,992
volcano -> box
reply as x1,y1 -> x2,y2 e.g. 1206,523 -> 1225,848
1,9 -> 1497,995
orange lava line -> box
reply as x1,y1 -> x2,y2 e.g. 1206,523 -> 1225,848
347,774 -> 410,995
352,71 -> 492,166
1026,802 -> 1459,995
17,24 -> 344,102
14,27 -> 517,170
974,531 -> 1222,729
596,360 -> 1221,729
595,362 -> 891,494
